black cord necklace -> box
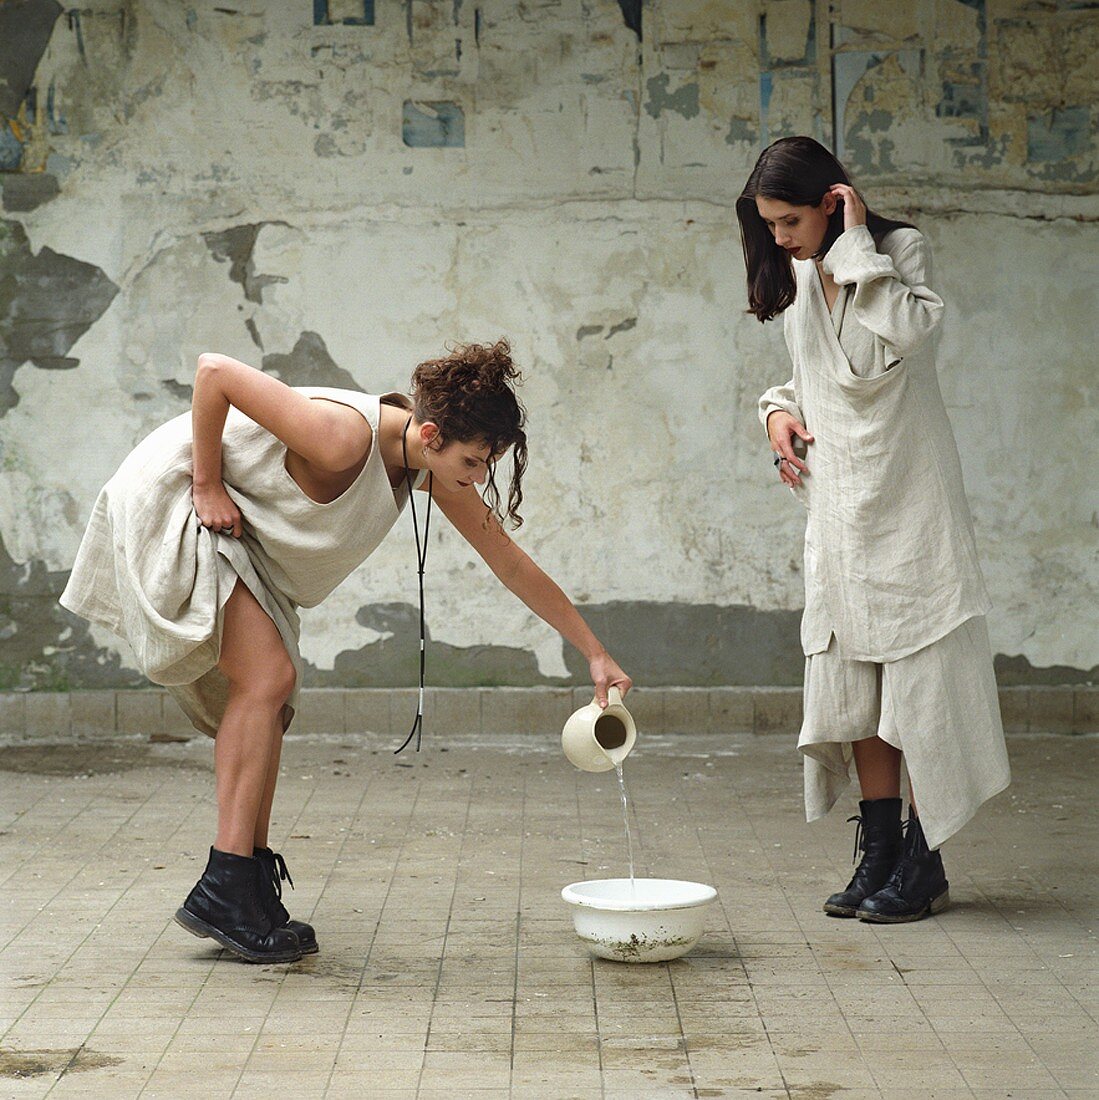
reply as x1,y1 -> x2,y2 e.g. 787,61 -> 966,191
394,415 -> 433,754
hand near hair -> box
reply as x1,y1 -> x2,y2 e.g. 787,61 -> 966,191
829,183 -> 866,232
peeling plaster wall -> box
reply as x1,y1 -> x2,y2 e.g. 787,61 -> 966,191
1,0 -> 1096,691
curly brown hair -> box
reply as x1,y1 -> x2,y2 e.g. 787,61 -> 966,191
410,339 -> 528,528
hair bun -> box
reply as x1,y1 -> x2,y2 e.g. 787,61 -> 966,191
465,338 -> 519,391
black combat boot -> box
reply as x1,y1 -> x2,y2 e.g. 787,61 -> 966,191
174,847 -> 303,963
254,846 -> 318,955
823,797 -> 903,917
858,806 -> 950,923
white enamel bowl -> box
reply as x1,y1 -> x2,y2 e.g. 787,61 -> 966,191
561,878 -> 718,963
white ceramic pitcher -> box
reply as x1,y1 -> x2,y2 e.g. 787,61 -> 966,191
561,686 -> 637,772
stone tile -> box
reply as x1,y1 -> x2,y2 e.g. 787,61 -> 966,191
663,688 -> 711,734
344,688 -> 391,735
1073,686 -> 1099,734
116,690 -> 164,736
0,729 -> 1092,1096
0,691 -> 26,738
480,687 -> 572,736
571,686 -> 592,711
1027,687 -> 1075,733
751,687 -> 802,735
710,687 -> 753,732
387,688 -> 421,742
997,687 -> 1029,733
621,687 -> 664,735
294,689 -> 346,734
430,688 -> 481,735
162,695 -> 199,736
70,689 -> 117,738
23,692 -> 71,737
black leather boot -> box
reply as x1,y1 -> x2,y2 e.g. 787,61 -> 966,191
858,807 -> 950,923
254,846 -> 318,955
823,797 -> 903,917
174,847 -> 303,963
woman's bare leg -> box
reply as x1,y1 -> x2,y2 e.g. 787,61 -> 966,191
214,582 -> 296,857
252,718 -> 285,852
852,736 -> 903,800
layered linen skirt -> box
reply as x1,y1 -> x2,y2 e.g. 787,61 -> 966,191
799,616 -> 1011,849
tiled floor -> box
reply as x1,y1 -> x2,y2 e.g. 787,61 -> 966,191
0,728 -> 1095,1099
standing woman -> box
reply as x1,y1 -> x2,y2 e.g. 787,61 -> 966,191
61,340 -> 631,962
737,137 -> 1010,922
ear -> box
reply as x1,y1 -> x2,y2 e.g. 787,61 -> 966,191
419,421 -> 441,449
821,191 -> 838,216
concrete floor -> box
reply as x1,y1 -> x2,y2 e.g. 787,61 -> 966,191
0,728 -> 1095,1099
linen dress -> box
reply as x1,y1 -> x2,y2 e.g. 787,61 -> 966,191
758,225 -> 1010,848
61,387 -> 425,737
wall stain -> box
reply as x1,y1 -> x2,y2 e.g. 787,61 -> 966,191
994,653 -> 1098,687
201,223 -> 288,305
0,173 -> 59,212
0,219 -> 119,416
644,74 -> 700,120
402,100 -> 465,147
262,331 -> 365,392
0,533 -> 144,693
0,1047 -> 123,1079
0,0 -> 63,117
0,741 -> 208,777
307,600 -> 806,688
308,601 -> 556,688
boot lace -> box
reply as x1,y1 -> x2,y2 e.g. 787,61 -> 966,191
846,815 -> 864,865
883,816 -> 916,891
268,850 -> 294,901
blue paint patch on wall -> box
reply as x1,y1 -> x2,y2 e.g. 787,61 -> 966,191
1027,107 -> 1091,162
0,122 -> 23,171
402,101 -> 465,148
937,66 -> 984,120
759,70 -> 773,146
314,1 -> 374,26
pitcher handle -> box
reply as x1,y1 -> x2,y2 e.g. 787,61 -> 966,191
607,685 -> 623,707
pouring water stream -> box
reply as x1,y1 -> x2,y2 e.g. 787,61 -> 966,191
614,762 -> 635,892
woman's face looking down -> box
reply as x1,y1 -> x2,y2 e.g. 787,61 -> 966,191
755,193 -> 837,260
420,424 -> 496,492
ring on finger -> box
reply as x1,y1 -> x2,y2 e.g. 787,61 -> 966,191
773,454 -> 784,468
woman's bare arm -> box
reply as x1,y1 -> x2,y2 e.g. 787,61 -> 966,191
191,353 -> 372,490
190,353 -> 373,536
429,481 -> 632,704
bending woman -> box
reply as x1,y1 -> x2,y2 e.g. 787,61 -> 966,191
61,340 -> 631,962
738,137 -> 1010,923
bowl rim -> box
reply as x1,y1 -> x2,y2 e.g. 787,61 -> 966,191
561,877 -> 718,912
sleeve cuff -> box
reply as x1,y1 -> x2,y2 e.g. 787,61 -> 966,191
822,225 -> 894,286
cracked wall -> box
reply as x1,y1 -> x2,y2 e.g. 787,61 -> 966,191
1,0 -> 1096,690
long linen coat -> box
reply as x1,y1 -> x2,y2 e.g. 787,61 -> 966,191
757,226 -> 1009,847
759,225 -> 992,662
61,387 -> 424,736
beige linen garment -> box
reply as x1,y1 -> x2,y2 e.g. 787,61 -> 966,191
758,225 -> 1010,847
61,387 -> 424,736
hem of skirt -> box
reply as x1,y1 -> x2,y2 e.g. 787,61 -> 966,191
921,773 -> 1012,850
799,726 -> 903,755
58,591 -> 126,639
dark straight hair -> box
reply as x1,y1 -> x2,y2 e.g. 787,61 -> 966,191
736,136 -> 916,322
